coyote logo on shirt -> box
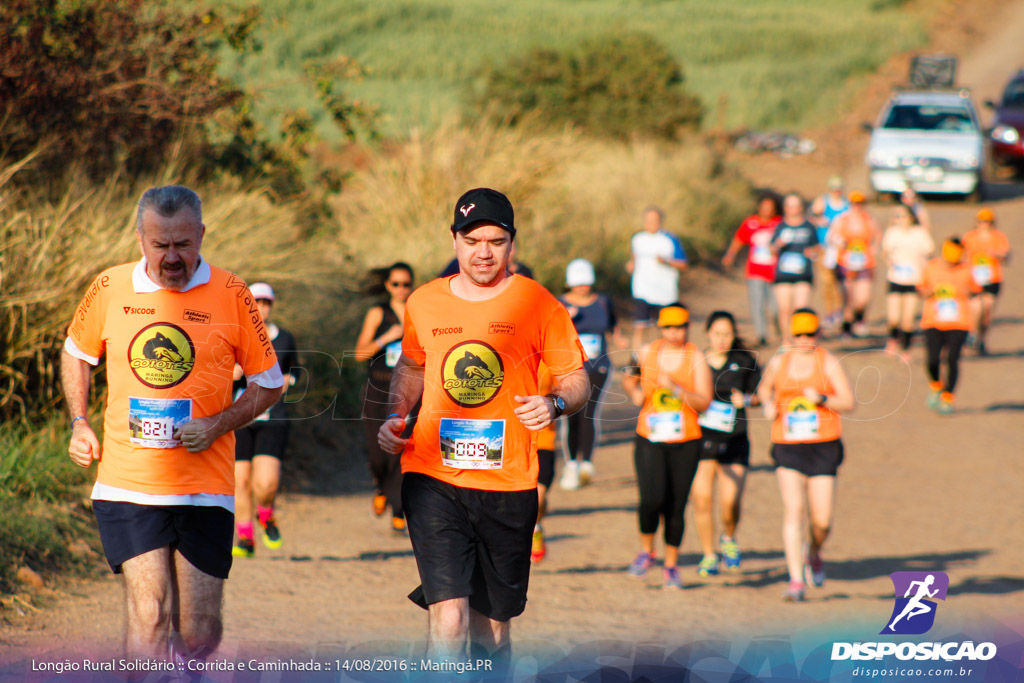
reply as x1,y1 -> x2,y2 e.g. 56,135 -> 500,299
442,341 -> 504,407
128,323 -> 195,389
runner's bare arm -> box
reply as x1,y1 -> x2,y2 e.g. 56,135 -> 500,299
176,383 -> 284,453
377,354 -> 424,454
757,355 -> 780,420
60,350 -> 101,467
674,349 -> 712,413
818,354 -> 855,413
354,306 -> 401,361
514,367 -> 589,431
721,235 -> 744,267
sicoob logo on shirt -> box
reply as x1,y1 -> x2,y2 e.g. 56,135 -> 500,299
441,341 -> 504,407
128,323 -> 196,389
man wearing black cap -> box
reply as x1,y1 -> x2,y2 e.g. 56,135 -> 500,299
378,188 -> 589,664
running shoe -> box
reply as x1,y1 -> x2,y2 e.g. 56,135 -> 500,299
373,494 -> 387,516
531,528 -> 546,563
626,551 -> 655,578
885,339 -> 899,355
663,566 -> 684,590
783,580 -> 806,602
977,341 -> 989,357
852,322 -> 869,338
697,555 -> 719,577
560,460 -> 580,491
260,517 -> 283,549
578,461 -> 595,486
391,516 -> 407,534
926,391 -> 942,411
720,536 -> 742,572
805,551 -> 825,587
232,538 -> 255,558
937,398 -> 954,416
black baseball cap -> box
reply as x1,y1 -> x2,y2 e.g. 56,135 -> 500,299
451,188 -> 516,237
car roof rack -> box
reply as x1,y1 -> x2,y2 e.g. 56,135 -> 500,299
909,53 -> 957,88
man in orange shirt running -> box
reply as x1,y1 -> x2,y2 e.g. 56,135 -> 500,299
61,186 -> 284,661
963,208 -> 1011,355
378,188 -> 589,666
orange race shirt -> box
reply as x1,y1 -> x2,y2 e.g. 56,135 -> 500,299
962,228 -> 1010,285
401,275 -> 585,491
835,211 -> 880,272
919,259 -> 981,331
635,339 -> 703,444
67,262 -> 279,496
770,348 -> 842,444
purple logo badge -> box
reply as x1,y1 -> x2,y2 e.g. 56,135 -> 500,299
881,571 -> 949,635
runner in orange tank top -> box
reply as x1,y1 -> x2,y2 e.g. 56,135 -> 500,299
918,238 -> 982,414
962,208 -> 1011,355
758,309 -> 854,602
621,304 -> 712,589
832,192 -> 880,338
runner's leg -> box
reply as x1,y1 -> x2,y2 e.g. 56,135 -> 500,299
944,330 -> 968,394
776,467 -> 808,584
748,278 -> 768,343
170,550 -> 224,659
251,454 -> 281,511
774,284 -> 794,345
634,437 -> 666,555
719,463 -> 747,540
234,461 -> 253,538
468,609 -> 511,659
806,475 -> 836,559
663,441 -> 700,568
427,597 -> 470,659
691,458 -> 718,557
121,547 -> 173,659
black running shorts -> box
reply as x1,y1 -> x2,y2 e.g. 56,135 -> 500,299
771,439 -> 844,477
235,421 -> 290,462
888,282 -> 918,294
92,501 -> 234,579
981,282 -> 1001,296
402,473 -> 538,622
699,434 -> 750,466
537,449 -> 555,489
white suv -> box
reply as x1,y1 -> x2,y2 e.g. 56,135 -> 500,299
866,90 -> 984,200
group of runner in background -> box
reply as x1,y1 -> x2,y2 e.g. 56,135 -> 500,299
246,179 -> 1009,602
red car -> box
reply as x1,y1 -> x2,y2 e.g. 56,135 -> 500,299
987,71 -> 1024,168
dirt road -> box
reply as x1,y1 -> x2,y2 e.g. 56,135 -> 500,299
2,1 -> 1023,680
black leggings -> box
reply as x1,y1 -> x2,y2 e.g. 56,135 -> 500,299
924,328 -> 968,394
362,376 -> 403,518
563,366 -> 611,462
633,436 -> 701,547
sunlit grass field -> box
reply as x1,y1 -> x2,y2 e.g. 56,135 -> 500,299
217,0 -> 930,139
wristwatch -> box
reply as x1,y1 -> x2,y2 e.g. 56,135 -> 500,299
546,393 -> 566,419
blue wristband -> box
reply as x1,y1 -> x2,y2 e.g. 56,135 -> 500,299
385,413 -> 402,421
71,416 -> 88,429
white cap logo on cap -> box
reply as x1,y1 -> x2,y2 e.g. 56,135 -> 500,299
459,203 -> 476,217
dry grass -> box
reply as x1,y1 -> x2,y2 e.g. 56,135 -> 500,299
331,118 -> 752,289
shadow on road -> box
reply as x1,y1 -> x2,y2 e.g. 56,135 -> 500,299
548,504 -> 636,518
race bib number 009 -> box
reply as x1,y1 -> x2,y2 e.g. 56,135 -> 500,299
129,397 -> 192,449
439,418 -> 505,470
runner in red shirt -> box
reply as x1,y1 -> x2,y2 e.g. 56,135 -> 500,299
378,188 -> 589,666
722,193 -> 782,346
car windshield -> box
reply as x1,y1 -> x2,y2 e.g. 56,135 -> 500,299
882,104 -> 975,132
1002,80 -> 1024,107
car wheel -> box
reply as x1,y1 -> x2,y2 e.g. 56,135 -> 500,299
966,176 -> 985,203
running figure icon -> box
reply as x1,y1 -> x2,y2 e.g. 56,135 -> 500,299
888,574 -> 939,631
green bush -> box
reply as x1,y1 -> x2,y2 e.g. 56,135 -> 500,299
0,421 -> 96,594
0,0 -> 260,181
476,32 -> 703,140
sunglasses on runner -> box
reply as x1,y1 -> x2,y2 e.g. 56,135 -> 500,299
793,332 -> 816,338
388,280 -> 412,288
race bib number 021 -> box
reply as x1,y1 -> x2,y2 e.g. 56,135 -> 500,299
439,418 -> 505,470
129,397 -> 192,448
